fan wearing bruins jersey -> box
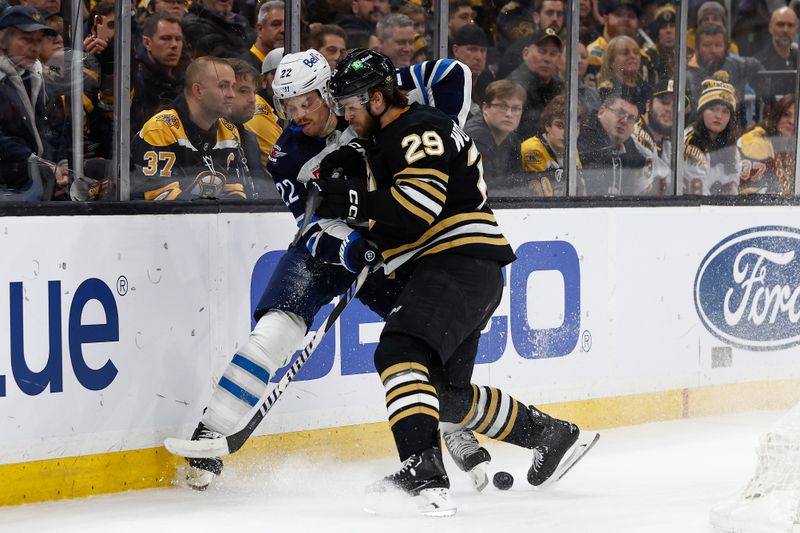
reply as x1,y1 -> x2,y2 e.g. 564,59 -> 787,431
313,49 -> 592,515
130,56 -> 248,200
736,94 -> 796,195
520,95 -> 581,197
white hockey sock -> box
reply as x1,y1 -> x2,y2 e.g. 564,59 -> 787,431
202,310 -> 306,434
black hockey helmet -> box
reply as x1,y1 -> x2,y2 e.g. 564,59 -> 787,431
329,48 -> 397,101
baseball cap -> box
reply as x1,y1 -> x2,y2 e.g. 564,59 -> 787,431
600,0 -> 642,17
453,23 -> 489,47
651,4 -> 676,29
529,27 -> 562,49
262,47 -> 284,74
0,6 -> 58,35
652,78 -> 675,97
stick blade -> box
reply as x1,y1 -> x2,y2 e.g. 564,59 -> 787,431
164,436 -> 231,458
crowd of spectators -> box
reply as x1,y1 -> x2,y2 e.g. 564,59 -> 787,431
1,0 -> 799,201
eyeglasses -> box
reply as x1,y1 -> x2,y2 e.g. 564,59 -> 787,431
605,106 -> 638,124
489,102 -> 524,115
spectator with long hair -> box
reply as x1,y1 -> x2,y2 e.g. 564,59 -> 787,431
683,74 -> 742,195
596,35 -> 651,114
737,93 -> 796,195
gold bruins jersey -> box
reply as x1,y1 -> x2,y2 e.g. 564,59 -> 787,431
366,103 -> 516,273
737,126 -> 793,195
520,135 -> 565,197
245,95 -> 282,168
131,97 -> 247,200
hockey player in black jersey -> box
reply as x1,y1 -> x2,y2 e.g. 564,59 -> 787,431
313,49 -> 597,516
167,49 -> 498,492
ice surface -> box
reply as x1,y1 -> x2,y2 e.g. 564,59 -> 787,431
0,411 -> 785,533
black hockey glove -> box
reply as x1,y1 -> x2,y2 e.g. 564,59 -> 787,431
319,139 -> 372,181
343,235 -> 381,273
311,176 -> 369,221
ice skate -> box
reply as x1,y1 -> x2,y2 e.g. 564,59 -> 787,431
366,447 -> 456,517
526,405 -> 581,486
443,428 -> 491,491
184,423 -> 224,490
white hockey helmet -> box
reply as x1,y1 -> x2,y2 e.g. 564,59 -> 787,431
271,49 -> 332,120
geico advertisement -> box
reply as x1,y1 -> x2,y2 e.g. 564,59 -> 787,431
248,239 -> 591,383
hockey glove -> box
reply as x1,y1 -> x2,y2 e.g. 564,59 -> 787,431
342,233 -> 381,273
311,176 -> 370,221
319,140 -> 371,181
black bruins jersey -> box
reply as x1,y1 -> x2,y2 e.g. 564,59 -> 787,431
130,96 -> 247,200
366,103 -> 516,273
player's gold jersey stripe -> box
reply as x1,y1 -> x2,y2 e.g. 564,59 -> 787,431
383,212 -> 497,257
418,235 -> 510,258
391,187 -> 435,225
396,178 -> 447,203
393,166 -> 449,183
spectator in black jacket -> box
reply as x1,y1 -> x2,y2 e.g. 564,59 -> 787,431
0,6 -> 70,201
132,13 -> 187,135
754,7 -> 799,107
506,27 -> 564,138
578,89 -> 647,196
227,59 -> 271,198
464,80 -> 526,196
182,0 -> 256,58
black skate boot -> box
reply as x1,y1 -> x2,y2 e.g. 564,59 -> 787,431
366,447 -> 456,516
442,428 -> 491,491
185,423 -> 224,490
526,405 -> 580,487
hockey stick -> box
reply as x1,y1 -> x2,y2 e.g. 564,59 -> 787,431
164,264 -> 372,458
291,183 -> 323,245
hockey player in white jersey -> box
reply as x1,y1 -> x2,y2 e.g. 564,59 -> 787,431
168,51 -> 492,492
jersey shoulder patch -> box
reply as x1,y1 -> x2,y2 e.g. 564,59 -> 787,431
141,109 -> 183,147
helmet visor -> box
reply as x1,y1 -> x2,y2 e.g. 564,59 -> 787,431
274,90 -> 327,121
333,92 -> 371,117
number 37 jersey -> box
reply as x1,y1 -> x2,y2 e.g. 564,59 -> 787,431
366,103 -> 516,273
130,96 -> 248,200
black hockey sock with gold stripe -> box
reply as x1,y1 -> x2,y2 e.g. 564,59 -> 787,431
452,384 -> 538,449
380,362 -> 440,460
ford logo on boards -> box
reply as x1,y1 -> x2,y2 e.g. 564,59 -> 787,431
694,226 -> 800,351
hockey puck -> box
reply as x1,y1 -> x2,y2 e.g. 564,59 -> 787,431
493,471 -> 513,490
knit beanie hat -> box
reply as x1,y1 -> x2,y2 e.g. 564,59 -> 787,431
697,71 -> 736,112
697,1 -> 727,26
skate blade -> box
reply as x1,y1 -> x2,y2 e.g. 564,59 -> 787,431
538,431 -> 600,489
417,488 -> 457,517
363,487 -> 457,517
467,461 -> 489,492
